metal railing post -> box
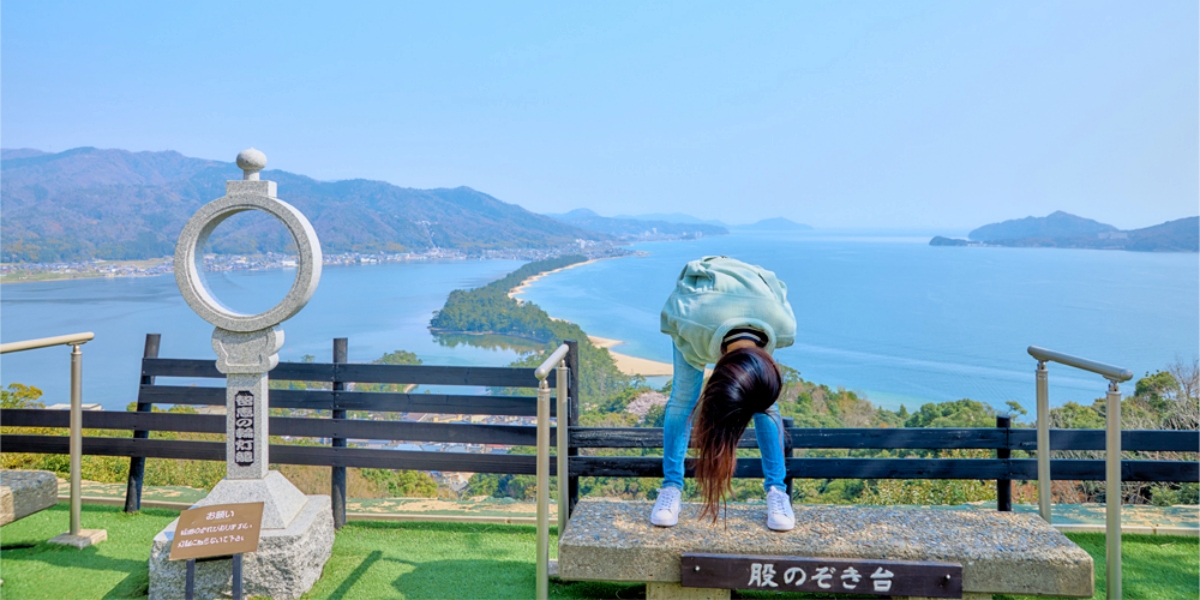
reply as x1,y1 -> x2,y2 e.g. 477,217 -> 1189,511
535,376 -> 551,600
556,359 -> 569,534
331,337 -> 348,530
1105,381 -> 1122,600
533,343 -> 568,600
1027,345 -> 1132,600
1,332 -> 102,546
69,342 -> 83,536
1036,361 -> 1051,523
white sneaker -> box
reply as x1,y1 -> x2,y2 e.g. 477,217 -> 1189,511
650,487 -> 682,527
766,487 -> 795,531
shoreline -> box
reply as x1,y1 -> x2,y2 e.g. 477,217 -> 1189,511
588,335 -> 673,377
507,258 -> 675,378
506,258 -> 600,301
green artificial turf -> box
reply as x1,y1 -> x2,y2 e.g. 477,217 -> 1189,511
0,503 -> 1196,599
0,503 -> 178,599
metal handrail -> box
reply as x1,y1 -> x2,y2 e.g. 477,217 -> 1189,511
1027,345 -> 1129,600
1,332 -> 98,545
535,343 -> 571,380
1027,346 -> 1133,383
0,332 -> 95,354
534,343 -> 569,600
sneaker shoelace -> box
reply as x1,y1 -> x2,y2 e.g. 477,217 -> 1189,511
655,488 -> 679,510
768,491 -> 787,514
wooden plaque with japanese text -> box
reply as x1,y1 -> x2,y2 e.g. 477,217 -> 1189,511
169,502 -> 264,561
681,553 -> 962,598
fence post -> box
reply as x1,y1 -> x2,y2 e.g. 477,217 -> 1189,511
556,359 -> 570,533
565,339 -> 580,514
996,414 -> 1012,512
782,416 -> 795,497
331,337 -> 348,530
124,333 -> 160,513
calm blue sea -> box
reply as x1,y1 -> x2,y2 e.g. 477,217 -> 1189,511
3,233 -> 1196,413
519,232 -> 1199,412
0,260 -> 524,410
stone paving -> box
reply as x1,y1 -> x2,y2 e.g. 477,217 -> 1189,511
58,478 -> 1196,529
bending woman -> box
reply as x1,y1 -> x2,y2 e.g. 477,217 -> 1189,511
651,256 -> 797,531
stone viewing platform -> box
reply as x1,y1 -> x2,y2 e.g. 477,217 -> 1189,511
0,470 -> 58,526
558,499 -> 1093,599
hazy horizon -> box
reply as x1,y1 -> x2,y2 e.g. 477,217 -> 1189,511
3,2 -> 1196,229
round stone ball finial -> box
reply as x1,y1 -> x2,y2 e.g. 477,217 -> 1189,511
236,148 -> 268,181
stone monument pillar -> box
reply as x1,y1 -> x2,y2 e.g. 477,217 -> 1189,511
148,149 -> 333,600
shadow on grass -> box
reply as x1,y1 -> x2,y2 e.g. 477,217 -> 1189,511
326,549 -> 383,599
1,541 -> 152,599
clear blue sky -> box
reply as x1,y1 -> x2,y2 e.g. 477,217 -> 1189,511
3,1 -> 1196,229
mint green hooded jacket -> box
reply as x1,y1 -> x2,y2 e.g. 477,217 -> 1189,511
660,256 -> 797,370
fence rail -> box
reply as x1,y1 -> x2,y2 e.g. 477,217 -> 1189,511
10,409 -> 1194,459
4,409 -> 1195,482
3,333 -> 1196,545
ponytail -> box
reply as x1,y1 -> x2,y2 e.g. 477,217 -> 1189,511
691,346 -> 782,522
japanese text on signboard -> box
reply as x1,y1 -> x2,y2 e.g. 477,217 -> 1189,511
681,554 -> 962,598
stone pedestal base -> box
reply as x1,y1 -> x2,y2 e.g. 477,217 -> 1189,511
196,471 -> 308,529
149,495 -> 333,600
48,529 -> 107,548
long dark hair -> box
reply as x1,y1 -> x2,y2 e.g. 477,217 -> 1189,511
691,346 -> 782,522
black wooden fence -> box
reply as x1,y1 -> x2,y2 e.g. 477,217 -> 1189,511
2,334 -> 1197,525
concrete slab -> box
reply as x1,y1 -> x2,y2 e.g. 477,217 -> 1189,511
558,500 -> 1093,598
47,529 -> 107,548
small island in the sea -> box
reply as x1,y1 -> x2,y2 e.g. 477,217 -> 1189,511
931,210 -> 1198,252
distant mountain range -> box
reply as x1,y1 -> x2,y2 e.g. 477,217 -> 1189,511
731,217 -> 813,231
546,209 -> 728,239
931,211 -> 1198,252
1,147 -> 605,262
612,212 -> 729,227
564,211 -> 813,234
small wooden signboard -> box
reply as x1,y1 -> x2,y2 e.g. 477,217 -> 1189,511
681,553 -> 963,598
169,502 -> 264,561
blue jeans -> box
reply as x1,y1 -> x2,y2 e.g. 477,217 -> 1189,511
661,345 -> 787,492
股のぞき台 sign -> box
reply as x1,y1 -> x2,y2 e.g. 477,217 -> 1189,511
169,502 -> 264,561
681,553 -> 962,598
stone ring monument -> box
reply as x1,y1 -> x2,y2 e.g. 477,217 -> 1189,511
150,149 -> 333,600
174,147 -> 321,333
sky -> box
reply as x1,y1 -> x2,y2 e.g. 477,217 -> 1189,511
3,1 -> 1196,229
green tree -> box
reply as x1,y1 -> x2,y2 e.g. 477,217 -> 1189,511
1,383 -> 44,409
904,399 -> 995,428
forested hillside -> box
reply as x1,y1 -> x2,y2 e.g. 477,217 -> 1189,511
430,255 -> 632,406
1,147 -> 606,262
932,210 -> 1199,252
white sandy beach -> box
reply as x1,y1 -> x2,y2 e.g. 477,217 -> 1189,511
508,260 -> 674,377
507,259 -> 600,301
587,335 -> 673,377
